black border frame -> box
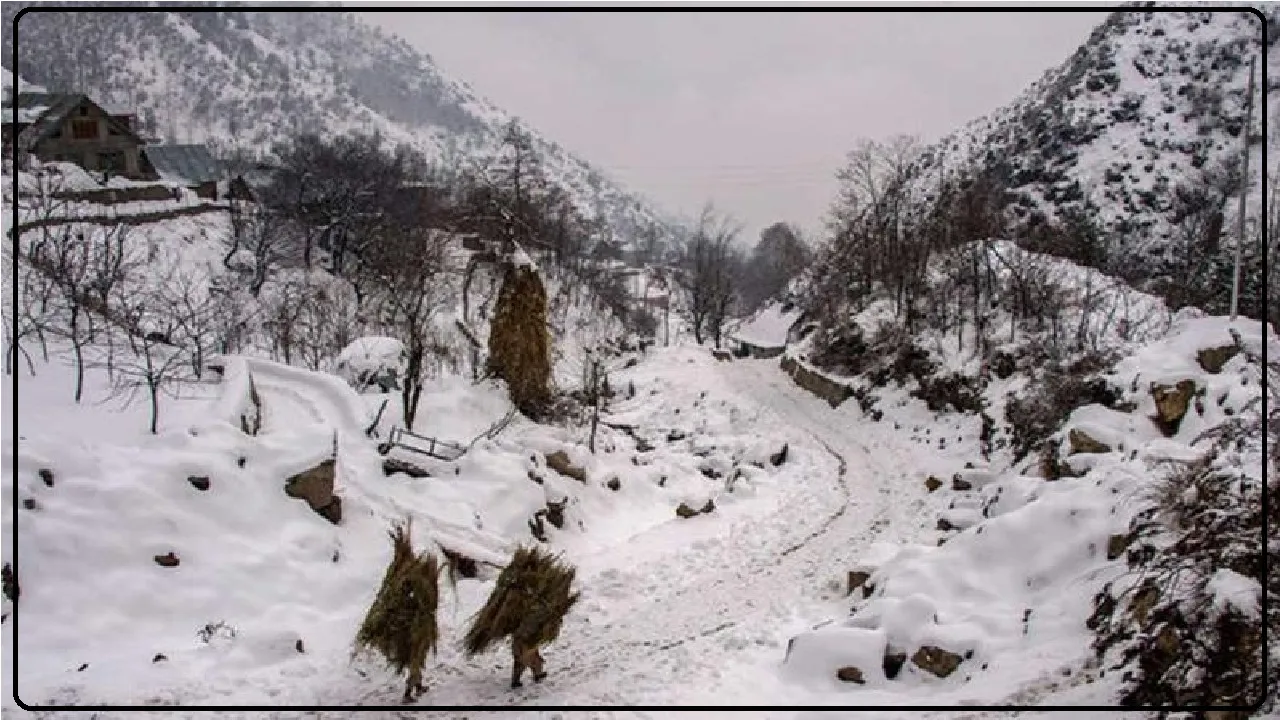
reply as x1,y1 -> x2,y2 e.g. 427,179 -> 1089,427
4,1 -> 1271,714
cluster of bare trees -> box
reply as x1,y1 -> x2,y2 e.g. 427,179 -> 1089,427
805,132 -> 1268,368
6,173 -> 235,433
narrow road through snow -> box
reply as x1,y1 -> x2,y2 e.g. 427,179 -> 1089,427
380,357 -> 934,712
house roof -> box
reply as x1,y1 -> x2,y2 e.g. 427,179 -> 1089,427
10,93 -> 142,153
142,144 -> 225,185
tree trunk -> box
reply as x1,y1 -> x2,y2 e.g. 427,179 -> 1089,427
72,339 -> 84,403
148,376 -> 159,435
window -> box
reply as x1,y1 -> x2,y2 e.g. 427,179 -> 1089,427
72,119 -> 98,139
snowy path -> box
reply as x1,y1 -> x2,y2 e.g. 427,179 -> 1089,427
373,357 -> 934,712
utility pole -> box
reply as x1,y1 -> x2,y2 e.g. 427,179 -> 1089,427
1230,53 -> 1256,322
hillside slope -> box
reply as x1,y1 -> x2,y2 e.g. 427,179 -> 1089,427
1,5 -> 679,249
910,8 -> 1270,286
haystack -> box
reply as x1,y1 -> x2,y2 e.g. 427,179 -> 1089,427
462,545 -> 580,658
487,253 -> 552,419
353,521 -> 441,703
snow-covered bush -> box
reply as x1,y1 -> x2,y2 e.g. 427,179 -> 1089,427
333,336 -> 407,394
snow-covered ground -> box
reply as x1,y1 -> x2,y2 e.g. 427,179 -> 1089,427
3,308 -> 1269,716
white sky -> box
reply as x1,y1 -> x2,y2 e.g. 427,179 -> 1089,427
361,9 -> 1111,241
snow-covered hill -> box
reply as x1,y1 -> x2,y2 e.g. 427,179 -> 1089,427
910,8 -> 1270,280
1,6 -> 681,249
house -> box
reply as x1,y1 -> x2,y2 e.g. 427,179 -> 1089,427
141,144 -> 226,200
3,92 -> 147,179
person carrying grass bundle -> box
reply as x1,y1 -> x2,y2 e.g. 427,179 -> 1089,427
353,520 -> 441,703
462,545 -> 581,688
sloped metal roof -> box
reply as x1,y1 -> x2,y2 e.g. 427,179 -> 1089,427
143,144 -> 226,184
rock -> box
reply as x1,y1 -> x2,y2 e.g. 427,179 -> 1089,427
1068,428 -> 1112,455
882,649 -> 908,679
700,499 -> 716,514
21,498 -> 35,510
846,571 -> 871,596
667,430 -> 687,442
237,456 -> 247,468
606,476 -> 621,491
152,653 -> 167,663
187,476 -> 211,491
912,645 -> 963,678
836,666 -> 866,684
675,502 -> 700,519
951,475 -> 972,491
154,552 -> 180,568
527,470 -> 543,485
1107,532 -> 1133,561
924,476 -> 943,492
315,497 -> 342,525
545,451 -> 587,483
545,498 -> 567,529
295,639 -> 305,654
1128,582 -> 1160,623
636,438 -> 655,453
699,466 -> 722,479
1196,345 -> 1239,374
285,459 -> 336,512
937,517 -> 955,531
770,443 -> 789,467
38,468 -> 54,487
1150,380 -> 1197,436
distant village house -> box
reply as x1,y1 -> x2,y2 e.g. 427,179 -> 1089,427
3,91 -> 233,200
3,92 -> 146,178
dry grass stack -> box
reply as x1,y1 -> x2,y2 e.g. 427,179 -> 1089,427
462,545 -> 580,658
353,521 -> 441,703
487,254 -> 552,419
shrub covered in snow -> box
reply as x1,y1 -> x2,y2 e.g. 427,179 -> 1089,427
333,337 -> 407,394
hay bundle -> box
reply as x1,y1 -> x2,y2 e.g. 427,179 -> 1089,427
487,255 -> 552,419
354,521 -> 440,701
462,545 -> 580,657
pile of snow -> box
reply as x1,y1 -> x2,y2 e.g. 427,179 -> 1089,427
332,336 -> 406,394
786,313 -> 1269,700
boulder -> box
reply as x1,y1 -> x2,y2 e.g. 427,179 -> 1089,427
1196,345 -> 1239,374
1107,532 -> 1134,561
38,468 -> 54,487
846,571 -> 871,596
1068,428 -> 1112,455
1150,380 -> 1197,436
882,648 -> 907,679
606,476 -> 621,491
675,502 -> 700,519
545,498 -> 567,529
951,475 -> 972,491
924,476 -> 943,493
285,459 -> 336,512
700,499 -> 716,514
154,552 -> 180,568
546,451 -> 587,483
315,497 -> 342,525
836,666 -> 866,684
187,475 -> 211,491
936,517 -> 955,531
912,645 -> 963,678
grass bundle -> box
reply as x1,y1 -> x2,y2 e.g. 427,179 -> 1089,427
462,544 -> 580,657
353,520 -> 441,702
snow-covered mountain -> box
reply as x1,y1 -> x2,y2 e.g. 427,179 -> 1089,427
1,5 -> 681,249
910,7 -> 1271,277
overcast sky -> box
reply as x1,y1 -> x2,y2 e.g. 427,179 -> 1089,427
362,10 -> 1110,241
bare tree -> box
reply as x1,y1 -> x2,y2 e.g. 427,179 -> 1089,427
677,204 -> 743,347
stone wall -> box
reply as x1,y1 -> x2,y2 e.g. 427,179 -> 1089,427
779,355 -> 854,408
